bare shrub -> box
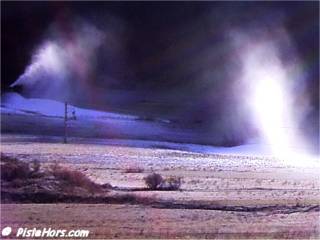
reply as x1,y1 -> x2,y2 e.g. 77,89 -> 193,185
163,176 -> 182,190
144,173 -> 163,190
1,154 -> 17,163
1,155 -> 112,203
144,173 -> 182,191
124,167 -> 144,173
1,155 -> 30,181
50,165 -> 101,193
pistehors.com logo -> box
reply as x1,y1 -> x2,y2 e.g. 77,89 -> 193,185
1,226 -> 90,238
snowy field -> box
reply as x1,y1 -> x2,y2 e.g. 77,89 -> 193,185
1,93 -> 319,238
1,136 -> 319,238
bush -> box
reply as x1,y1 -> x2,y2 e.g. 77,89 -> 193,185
144,173 -> 182,191
163,176 -> 182,190
144,173 -> 163,190
50,165 -> 101,193
1,156 -> 31,181
1,155 -> 110,201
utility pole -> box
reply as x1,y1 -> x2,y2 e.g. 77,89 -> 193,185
64,102 -> 68,144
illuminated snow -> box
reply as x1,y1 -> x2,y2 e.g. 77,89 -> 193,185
240,41 -> 314,166
11,42 -> 66,87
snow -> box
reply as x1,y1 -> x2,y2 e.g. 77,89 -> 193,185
1,93 -> 193,143
1,93 -> 318,168
1,92 -> 137,120
75,138 -> 318,168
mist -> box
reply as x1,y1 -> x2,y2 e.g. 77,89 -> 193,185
11,15 -> 128,108
5,2 -> 318,150
229,24 -> 314,156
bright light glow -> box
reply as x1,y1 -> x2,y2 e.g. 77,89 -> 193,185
240,41 -> 317,167
250,65 -> 290,157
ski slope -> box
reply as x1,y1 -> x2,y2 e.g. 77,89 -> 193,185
1,93 -> 318,167
1,92 -> 137,120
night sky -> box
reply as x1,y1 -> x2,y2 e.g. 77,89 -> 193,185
1,1 -> 319,149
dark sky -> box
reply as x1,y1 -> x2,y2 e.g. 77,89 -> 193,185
2,2 -> 318,90
1,1 -> 319,148
1,2 -> 209,91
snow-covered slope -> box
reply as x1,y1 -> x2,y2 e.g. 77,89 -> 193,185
1,92 -> 137,120
1,93 -> 318,167
0,93 -> 273,156
1,92 -> 194,144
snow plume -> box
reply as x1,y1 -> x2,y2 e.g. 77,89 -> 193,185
11,19 -> 105,103
228,24 -> 316,164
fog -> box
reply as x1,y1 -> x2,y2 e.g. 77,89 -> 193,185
229,24 -> 313,156
11,17 -> 120,106
6,2 -> 318,151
